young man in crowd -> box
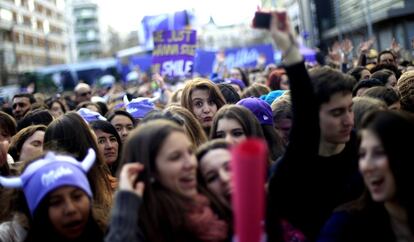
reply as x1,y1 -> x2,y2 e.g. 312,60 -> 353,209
12,93 -> 36,121
266,13 -> 364,241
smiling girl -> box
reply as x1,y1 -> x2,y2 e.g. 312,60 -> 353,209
318,111 -> 414,242
105,120 -> 230,242
0,149 -> 104,242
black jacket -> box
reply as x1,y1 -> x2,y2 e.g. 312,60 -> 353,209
266,62 -> 364,242
318,202 -> 396,242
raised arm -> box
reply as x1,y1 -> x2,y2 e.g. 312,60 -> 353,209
266,11 -> 321,241
269,12 -> 320,159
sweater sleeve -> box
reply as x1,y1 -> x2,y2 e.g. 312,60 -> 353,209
283,61 -> 320,162
266,61 -> 320,241
104,191 -> 146,242
317,211 -> 352,242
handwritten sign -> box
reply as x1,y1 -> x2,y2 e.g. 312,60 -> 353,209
151,29 -> 197,78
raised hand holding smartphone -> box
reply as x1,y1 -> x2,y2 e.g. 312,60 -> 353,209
252,11 -> 271,29
268,10 -> 303,64
275,11 -> 287,31
252,10 -> 287,31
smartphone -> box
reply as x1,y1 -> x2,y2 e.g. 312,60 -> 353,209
252,11 -> 271,29
252,11 -> 287,31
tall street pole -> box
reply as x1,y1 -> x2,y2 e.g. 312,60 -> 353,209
363,0 -> 373,38
334,0 -> 343,42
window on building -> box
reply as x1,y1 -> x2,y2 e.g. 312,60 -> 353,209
28,0 -> 35,12
37,20 -> 43,31
38,37 -> 45,48
86,30 -> 96,40
56,0 -> 65,11
35,3 -> 41,13
44,20 -> 50,34
13,32 -> 20,43
0,9 -> 13,22
24,34 -> 33,45
23,16 -> 31,26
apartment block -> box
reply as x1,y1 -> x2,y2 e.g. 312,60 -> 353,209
0,0 -> 69,84
69,0 -> 102,61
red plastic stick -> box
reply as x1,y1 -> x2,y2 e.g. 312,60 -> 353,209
231,138 -> 267,242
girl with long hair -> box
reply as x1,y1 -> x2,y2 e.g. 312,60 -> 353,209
181,78 -> 226,135
318,111 -> 414,242
105,120 -> 230,242
43,112 -> 113,220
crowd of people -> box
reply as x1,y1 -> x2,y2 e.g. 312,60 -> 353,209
0,12 -> 414,242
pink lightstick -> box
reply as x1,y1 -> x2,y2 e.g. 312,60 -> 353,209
231,138 -> 267,242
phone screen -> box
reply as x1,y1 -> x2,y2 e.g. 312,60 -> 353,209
252,12 -> 271,29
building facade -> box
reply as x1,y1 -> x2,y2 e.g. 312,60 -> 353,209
260,0 -> 318,47
197,19 -> 270,50
315,0 -> 414,52
0,0 -> 69,84
70,0 -> 102,62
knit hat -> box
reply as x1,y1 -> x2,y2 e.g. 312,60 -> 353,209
124,95 -> 155,119
367,49 -> 378,59
260,90 -> 287,105
77,108 -> 107,123
397,70 -> 414,111
0,149 -> 95,216
237,97 -> 273,126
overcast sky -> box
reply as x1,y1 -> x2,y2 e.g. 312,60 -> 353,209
99,0 -> 261,34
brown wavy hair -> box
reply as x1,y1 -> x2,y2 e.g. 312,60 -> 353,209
120,120 -> 231,242
181,78 -> 226,117
43,112 -> 113,223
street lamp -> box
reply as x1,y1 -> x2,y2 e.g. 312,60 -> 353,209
44,20 -> 51,65
0,9 -> 19,85
334,0 -> 343,42
363,0 -> 373,38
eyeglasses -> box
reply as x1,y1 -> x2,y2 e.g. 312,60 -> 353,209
79,91 -> 91,97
